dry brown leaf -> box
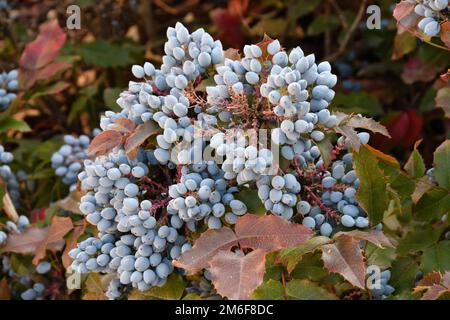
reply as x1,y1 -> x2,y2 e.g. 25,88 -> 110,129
393,1 -> 419,32
321,235 -> 366,289
440,21 -> 450,48
62,220 -> 87,269
411,176 -> 434,204
173,227 -> 238,274
2,190 -> 19,222
88,130 -> 124,156
209,249 -> 266,300
33,216 -> 74,265
235,214 -> 313,252
335,230 -> 394,248
223,48 -> 241,61
55,191 -> 83,214
256,34 -> 275,60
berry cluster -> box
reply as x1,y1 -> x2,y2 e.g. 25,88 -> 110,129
407,0 -> 449,37
0,69 -> 18,111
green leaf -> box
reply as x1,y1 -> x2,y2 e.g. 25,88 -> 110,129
286,279 -> 337,300
413,188 -> 450,221
396,227 -> 442,256
314,137 -> 333,169
78,40 -> 135,67
234,188 -> 266,215
365,243 -> 396,269
68,96 -> 89,124
435,87 -> 450,118
390,257 -> 419,294
330,92 -> 383,116
290,253 -> 329,281
143,274 -> 186,300
353,145 -> 389,226
420,241 -> 450,274
433,140 -> 450,190
252,279 -> 285,300
0,116 -> 31,133
278,236 -> 331,273
182,293 -> 201,300
264,252 -> 283,281
103,87 -> 124,112
404,141 -> 425,178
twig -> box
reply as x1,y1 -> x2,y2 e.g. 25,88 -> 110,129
327,0 -> 349,30
325,0 -> 368,61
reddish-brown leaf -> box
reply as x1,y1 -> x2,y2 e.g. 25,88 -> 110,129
416,271 -> 442,288
393,1 -> 419,31
335,230 -> 394,248
321,235 -> 366,289
62,220 -> 87,269
111,118 -> 136,134
124,121 -> 160,159
235,214 -> 313,252
33,216 -> 74,265
256,34 -> 276,60
1,227 -> 49,254
209,249 -> 266,300
19,20 -> 66,70
440,21 -> 450,48
20,62 -> 71,89
172,228 -> 238,274
223,48 -> 241,61
88,130 -> 124,157
421,284 -> 448,300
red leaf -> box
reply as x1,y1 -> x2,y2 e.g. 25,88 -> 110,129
62,220 -> 87,269
321,235 -> 366,289
20,62 -> 71,89
393,1 -> 419,31
172,228 -> 238,274
235,214 -> 314,252
209,249 -> 266,300
88,130 -> 124,157
2,227 -> 50,254
124,121 -> 160,159
210,9 -> 244,48
111,118 -> 136,134
335,230 -> 394,248
19,20 -> 66,70
174,215 -> 313,275
33,216 -> 74,265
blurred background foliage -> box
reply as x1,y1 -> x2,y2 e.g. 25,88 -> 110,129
0,0 -> 448,213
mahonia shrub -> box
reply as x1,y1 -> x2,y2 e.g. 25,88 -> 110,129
63,23 -> 449,300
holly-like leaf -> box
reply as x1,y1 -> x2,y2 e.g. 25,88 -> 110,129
435,87 -> 450,118
88,130 -> 124,157
251,279 -> 285,300
335,112 -> 391,138
62,220 -> 87,269
111,117 -> 136,134
1,227 -> 49,254
19,20 -> 66,70
353,145 -> 389,226
286,279 -> 338,300
235,214 -> 314,252
335,125 -> 361,151
396,227 -> 441,256
334,230 -> 394,249
404,140 -> 425,178
32,216 -> 73,264
209,249 -> 266,300
174,214 -> 313,275
321,235 -> 366,289
278,236 -> 331,274
413,188 -> 450,221
314,137 -> 333,169
255,34 -> 276,60
420,241 -> 450,274
54,191 -> 82,214
173,228 -> 238,274
82,273 -> 108,300
223,48 -> 241,61
413,271 -> 450,300
411,176 -> 434,204
0,116 -> 31,133
392,31 -> 417,60
124,121 -> 160,159
393,1 -> 419,31
433,140 -> 450,190
129,274 -> 185,300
